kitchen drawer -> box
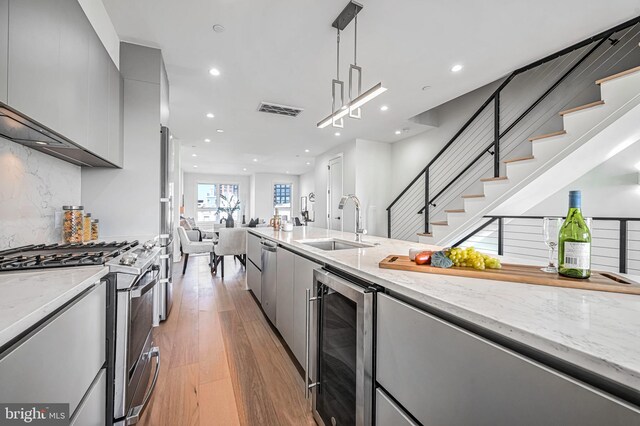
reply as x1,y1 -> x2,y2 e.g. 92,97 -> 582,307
0,282 -> 106,415
247,232 -> 262,267
376,293 -> 640,426
70,368 -> 106,426
247,258 -> 261,302
376,387 -> 418,426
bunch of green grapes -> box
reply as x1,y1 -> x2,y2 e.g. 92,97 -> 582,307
445,246 -> 501,270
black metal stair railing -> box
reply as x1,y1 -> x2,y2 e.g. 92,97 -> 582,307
452,216 -> 640,275
386,15 -> 640,241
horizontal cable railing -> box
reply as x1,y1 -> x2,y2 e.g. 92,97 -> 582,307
387,16 -> 640,242
453,216 -> 640,275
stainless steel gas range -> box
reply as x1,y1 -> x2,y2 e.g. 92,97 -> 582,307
107,243 -> 161,426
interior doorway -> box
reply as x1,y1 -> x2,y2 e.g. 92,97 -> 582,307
327,155 -> 343,231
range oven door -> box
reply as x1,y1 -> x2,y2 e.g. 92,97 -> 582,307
307,269 -> 375,426
114,264 -> 161,425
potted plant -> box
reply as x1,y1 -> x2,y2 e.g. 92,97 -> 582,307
217,194 -> 241,228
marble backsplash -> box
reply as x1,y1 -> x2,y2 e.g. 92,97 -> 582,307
0,137 -> 81,249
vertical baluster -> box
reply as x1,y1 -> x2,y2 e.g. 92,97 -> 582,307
494,93 -> 500,177
424,170 -> 430,234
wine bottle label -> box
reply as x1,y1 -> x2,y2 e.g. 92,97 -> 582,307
563,242 -> 591,269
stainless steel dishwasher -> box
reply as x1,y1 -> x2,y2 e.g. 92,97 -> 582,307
260,240 -> 278,324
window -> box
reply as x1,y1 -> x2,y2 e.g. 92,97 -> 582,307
274,183 -> 292,220
196,183 -> 239,222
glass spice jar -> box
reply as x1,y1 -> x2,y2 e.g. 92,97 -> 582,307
83,213 -> 92,242
91,219 -> 99,241
62,206 -> 84,243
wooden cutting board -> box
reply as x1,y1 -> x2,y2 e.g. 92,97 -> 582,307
379,255 -> 640,295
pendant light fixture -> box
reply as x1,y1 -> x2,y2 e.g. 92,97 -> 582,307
317,0 -> 387,129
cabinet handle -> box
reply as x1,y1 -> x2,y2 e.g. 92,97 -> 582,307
305,289 -> 321,400
126,346 -> 160,425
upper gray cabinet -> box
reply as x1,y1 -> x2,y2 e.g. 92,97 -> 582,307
0,0 -> 7,103
5,0 -> 123,167
108,61 -> 124,167
8,0 -> 61,131
87,31 -> 110,160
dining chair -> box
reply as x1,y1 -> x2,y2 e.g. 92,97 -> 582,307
177,226 -> 215,274
213,228 -> 247,278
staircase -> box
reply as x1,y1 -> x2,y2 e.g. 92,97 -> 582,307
422,66 -> 640,246
387,17 -> 640,245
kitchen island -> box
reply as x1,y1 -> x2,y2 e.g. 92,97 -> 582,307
247,226 -> 640,424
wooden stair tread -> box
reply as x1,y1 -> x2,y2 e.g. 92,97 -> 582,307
528,130 -> 566,142
559,100 -> 604,116
503,155 -> 534,164
461,194 -> 485,199
445,209 -> 465,213
480,176 -> 508,182
417,232 -> 433,237
596,65 -> 640,85
431,221 -> 448,226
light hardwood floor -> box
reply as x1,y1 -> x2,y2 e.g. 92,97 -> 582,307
138,255 -> 316,426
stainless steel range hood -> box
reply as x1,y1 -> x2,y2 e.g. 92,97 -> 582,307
0,102 -> 117,167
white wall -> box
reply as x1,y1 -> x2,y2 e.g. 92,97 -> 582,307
0,138 -> 81,248
183,172 -> 251,223
524,141 -> 640,217
355,139 -> 392,237
390,80 -> 501,197
251,173 -> 300,222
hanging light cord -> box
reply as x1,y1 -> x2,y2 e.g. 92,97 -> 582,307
336,28 -> 341,80
354,14 -> 358,66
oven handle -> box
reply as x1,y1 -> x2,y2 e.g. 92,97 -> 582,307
126,346 -> 160,425
304,288 -> 321,400
130,267 -> 160,299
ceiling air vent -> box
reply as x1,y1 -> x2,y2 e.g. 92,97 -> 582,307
258,102 -> 304,117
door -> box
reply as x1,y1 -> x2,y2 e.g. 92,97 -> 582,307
327,156 -> 343,231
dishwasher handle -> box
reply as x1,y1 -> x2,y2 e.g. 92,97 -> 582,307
260,241 -> 277,252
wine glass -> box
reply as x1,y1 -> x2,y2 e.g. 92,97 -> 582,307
542,217 -> 563,273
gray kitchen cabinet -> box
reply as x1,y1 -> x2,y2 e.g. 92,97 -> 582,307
108,60 -> 124,167
87,31 -> 110,160
8,0 -> 61,130
57,0 -> 90,146
0,281 -> 106,416
247,258 -> 261,302
276,247 -> 295,347
0,0 -> 7,103
70,369 -> 106,426
376,388 -> 418,426
376,293 -> 640,426
247,232 -> 262,267
292,254 -> 320,365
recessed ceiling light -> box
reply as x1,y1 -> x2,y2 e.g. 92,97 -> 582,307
216,129 -> 224,133
306,162 -> 311,165
286,171 -> 290,174
193,165 -> 198,168
304,149 -> 310,153
206,113 -> 215,118
451,64 -> 463,73
209,68 -> 221,76
334,132 -> 341,136
253,158 -> 258,162
380,105 -> 389,111
422,85 -> 431,91
192,154 -> 197,157
204,138 -> 211,142
395,130 -> 402,135
169,135 -> 173,139
212,24 -> 225,33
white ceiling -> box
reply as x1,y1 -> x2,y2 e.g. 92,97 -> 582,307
102,0 -> 640,176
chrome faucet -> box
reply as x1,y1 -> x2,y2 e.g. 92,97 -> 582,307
338,194 -> 367,242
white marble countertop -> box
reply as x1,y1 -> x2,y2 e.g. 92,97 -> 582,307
249,226 -> 640,392
0,266 -> 109,349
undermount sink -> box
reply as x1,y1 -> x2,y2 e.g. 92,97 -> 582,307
299,238 -> 374,251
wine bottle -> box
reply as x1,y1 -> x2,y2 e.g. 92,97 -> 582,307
558,190 -> 591,279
